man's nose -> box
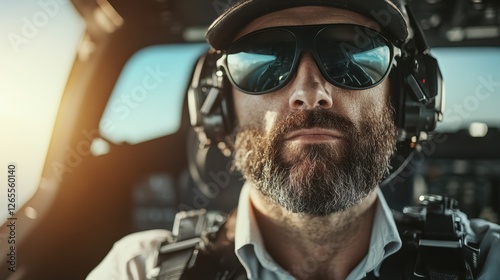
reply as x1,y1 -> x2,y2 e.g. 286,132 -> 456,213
288,52 -> 333,110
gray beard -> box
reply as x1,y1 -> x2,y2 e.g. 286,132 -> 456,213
233,105 -> 396,216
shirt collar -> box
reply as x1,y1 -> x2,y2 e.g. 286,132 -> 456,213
234,183 -> 402,279
234,182 -> 290,279
347,188 -> 402,279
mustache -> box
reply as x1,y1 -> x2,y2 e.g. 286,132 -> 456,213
271,109 -> 356,140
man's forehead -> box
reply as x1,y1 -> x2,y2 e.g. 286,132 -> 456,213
236,6 -> 382,40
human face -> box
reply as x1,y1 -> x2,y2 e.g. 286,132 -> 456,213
231,6 -> 397,215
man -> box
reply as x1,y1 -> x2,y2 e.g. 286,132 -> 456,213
220,4 -> 399,280
88,0 -> 500,279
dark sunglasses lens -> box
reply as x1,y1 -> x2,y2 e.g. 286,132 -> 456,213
226,30 -> 295,93
315,27 -> 391,88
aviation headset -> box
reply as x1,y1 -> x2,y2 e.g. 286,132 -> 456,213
188,1 -> 444,155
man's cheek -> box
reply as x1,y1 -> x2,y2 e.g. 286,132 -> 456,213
280,141 -> 298,163
264,111 -> 279,134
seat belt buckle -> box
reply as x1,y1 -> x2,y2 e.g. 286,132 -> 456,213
172,209 -> 208,241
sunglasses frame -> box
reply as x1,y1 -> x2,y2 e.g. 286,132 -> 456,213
217,23 -> 402,95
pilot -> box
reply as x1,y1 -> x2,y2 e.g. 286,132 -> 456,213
87,0 -> 500,279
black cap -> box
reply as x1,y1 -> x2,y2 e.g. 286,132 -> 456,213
206,0 -> 410,50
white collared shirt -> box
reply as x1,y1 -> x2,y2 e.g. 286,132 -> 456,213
234,183 -> 402,280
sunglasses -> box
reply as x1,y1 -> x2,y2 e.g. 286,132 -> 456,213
217,24 -> 401,95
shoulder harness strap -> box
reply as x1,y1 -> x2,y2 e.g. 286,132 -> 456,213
151,195 -> 481,280
369,195 -> 480,280
149,209 -> 246,280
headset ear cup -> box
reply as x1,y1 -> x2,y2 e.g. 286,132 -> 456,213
188,50 -> 234,153
391,52 -> 444,142
393,3 -> 444,142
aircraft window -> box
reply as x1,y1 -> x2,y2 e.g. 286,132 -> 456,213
99,44 -> 208,145
0,2 -> 84,222
432,47 -> 500,132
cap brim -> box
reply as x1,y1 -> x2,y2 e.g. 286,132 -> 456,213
206,0 -> 409,49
